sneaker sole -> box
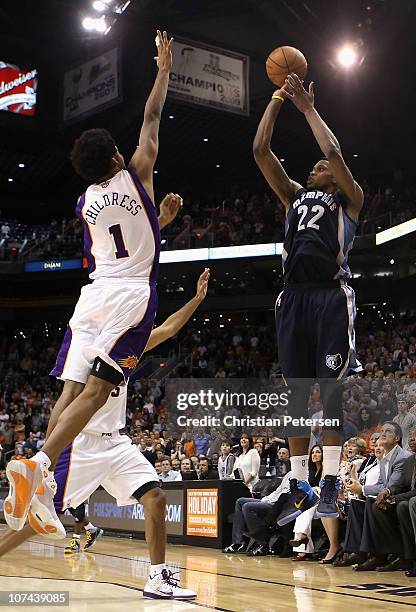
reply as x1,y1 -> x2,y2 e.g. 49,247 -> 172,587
5,460 -> 42,531
84,529 -> 104,551
277,509 -> 301,526
29,494 -> 66,539
143,592 -> 196,600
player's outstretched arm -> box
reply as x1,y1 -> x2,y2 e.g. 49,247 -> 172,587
144,269 -> 210,351
253,86 -> 302,210
285,73 -> 364,221
129,30 -> 173,203
158,193 -> 182,230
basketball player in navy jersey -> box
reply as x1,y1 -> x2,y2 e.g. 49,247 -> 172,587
5,32 -> 176,538
254,73 -> 363,524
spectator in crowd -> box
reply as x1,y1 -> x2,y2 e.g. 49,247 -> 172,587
171,440 -> 185,462
218,440 -> 236,480
183,434 -> 196,458
154,460 -> 162,476
352,429 -> 416,573
340,422 -> 411,569
207,428 -> 222,458
140,436 -> 157,466
197,457 -> 219,480
180,457 -> 198,481
358,432 -> 381,474
223,471 -> 292,556
194,428 -> 210,456
290,445 -> 324,562
393,398 -> 416,451
171,458 -> 181,472
159,457 -> 182,482
357,407 -> 379,447
275,447 -> 291,477
234,434 -> 261,491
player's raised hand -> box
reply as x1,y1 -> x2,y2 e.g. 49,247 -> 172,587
155,30 -> 173,72
195,268 -> 210,302
159,192 -> 183,226
284,73 -> 315,113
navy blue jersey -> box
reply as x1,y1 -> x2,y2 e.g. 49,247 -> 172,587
282,188 -> 357,283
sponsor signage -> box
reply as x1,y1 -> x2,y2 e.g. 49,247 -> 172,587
85,488 -> 184,536
169,37 -> 249,116
63,47 -> 121,122
24,259 -> 83,273
186,488 -> 218,538
0,61 -> 37,116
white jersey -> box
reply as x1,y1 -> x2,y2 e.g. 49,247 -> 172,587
84,383 -> 127,435
76,168 -> 160,281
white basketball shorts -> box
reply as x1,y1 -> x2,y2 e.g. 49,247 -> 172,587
53,432 -> 159,511
50,278 -> 158,384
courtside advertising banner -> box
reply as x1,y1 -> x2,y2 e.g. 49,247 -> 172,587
169,37 -> 249,115
63,47 -> 121,122
0,62 -> 37,116
186,489 -> 219,537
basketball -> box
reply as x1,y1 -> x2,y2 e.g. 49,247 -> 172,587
266,45 -> 308,87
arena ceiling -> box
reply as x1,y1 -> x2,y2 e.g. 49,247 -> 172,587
0,0 -> 415,220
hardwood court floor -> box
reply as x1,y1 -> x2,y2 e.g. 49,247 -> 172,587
0,526 -> 415,611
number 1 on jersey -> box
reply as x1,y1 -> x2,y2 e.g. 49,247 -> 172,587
108,224 -> 129,259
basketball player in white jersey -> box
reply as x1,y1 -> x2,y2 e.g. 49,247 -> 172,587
0,269 -> 210,599
5,31 -> 176,535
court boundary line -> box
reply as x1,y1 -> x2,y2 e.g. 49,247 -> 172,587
15,537 -> 416,609
0,574 -> 235,612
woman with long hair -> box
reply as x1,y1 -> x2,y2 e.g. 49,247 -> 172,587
233,433 -> 260,491
290,445 -> 323,561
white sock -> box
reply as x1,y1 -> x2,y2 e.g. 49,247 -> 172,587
150,563 -> 166,576
84,523 -> 96,532
322,446 -> 342,477
73,534 -> 80,541
32,451 -> 51,470
290,455 -> 308,481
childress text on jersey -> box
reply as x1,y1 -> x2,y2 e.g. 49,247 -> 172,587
84,191 -> 143,225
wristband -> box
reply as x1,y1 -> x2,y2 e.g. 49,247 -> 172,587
272,95 -> 285,103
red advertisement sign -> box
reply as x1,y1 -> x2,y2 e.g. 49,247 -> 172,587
0,61 -> 37,116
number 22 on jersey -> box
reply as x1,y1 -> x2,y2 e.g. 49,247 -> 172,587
297,204 -> 324,232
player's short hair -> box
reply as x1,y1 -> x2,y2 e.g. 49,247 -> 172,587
70,128 -> 116,182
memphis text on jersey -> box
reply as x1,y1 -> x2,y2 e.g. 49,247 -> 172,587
292,190 -> 337,212
84,191 -> 142,225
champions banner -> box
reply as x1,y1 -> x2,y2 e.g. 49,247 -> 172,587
63,47 -> 121,122
168,37 -> 249,116
0,62 -> 37,116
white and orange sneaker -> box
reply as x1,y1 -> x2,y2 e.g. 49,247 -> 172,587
28,474 -> 66,540
4,459 -> 45,531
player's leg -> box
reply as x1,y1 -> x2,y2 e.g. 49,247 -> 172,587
46,381 -> 85,442
315,284 -> 359,518
275,289 -> 318,525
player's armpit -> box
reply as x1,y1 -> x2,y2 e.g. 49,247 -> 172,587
326,149 -> 363,221
253,148 -> 302,210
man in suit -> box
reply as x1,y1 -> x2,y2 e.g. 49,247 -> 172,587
356,427 -> 416,573
337,421 -> 411,568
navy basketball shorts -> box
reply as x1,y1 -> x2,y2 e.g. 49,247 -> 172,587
275,282 -> 361,431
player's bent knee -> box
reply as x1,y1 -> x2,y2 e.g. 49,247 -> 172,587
136,483 -> 165,509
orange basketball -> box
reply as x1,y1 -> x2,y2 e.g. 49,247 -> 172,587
266,45 -> 307,87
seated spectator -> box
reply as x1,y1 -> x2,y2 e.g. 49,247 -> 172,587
338,422 -> 411,569
290,445 -> 323,561
194,428 -> 210,456
154,460 -> 162,476
218,440 -> 236,480
393,398 -> 416,451
171,440 -> 185,462
171,458 -> 181,472
234,434 -> 260,491
179,457 -> 198,481
197,457 -> 219,480
352,428 -> 416,573
275,447 -> 291,477
223,471 -> 292,555
357,407 -> 379,448
159,457 -> 181,482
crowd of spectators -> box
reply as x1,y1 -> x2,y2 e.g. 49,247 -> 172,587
1,179 -> 414,261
